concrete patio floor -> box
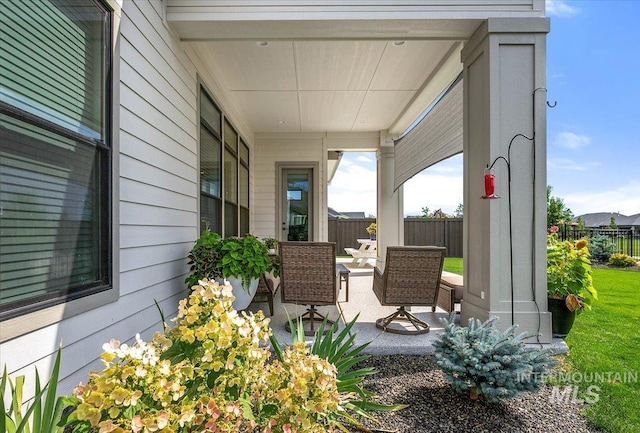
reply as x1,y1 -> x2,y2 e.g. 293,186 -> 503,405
246,258 -> 568,355
247,258 -> 459,355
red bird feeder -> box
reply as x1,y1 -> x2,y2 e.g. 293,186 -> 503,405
482,167 -> 499,199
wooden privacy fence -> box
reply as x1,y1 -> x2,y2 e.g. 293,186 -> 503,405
328,217 -> 463,258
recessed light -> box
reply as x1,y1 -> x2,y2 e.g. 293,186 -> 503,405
278,120 -> 286,125
392,41 -> 406,47
257,41 -> 270,47
358,120 -> 367,124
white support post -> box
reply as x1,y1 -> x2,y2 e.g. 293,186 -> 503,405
460,17 -> 551,342
376,132 -> 404,270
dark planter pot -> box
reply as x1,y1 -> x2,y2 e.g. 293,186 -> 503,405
369,234 -> 376,240
548,297 -> 577,338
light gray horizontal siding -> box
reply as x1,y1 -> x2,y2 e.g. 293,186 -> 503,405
120,154 -> 196,197
120,243 -> 194,273
120,178 -> 196,212
0,0 -> 202,398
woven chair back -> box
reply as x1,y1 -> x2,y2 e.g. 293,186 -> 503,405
279,242 -> 337,305
380,246 -> 445,306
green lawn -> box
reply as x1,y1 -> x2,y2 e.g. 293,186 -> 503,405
564,267 -> 640,432
443,257 -> 463,275
441,258 -> 640,431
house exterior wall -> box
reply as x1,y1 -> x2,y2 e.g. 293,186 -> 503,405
253,133 -> 326,240
253,132 -> 379,241
0,0 -> 252,396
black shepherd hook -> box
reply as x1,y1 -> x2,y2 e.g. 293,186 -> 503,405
534,87 -> 556,108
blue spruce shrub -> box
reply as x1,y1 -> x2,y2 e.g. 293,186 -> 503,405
588,234 -> 617,262
433,314 -> 557,402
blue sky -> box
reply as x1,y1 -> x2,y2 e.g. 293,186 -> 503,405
329,0 -> 640,218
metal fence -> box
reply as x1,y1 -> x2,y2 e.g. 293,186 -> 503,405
328,217 -> 463,258
560,226 -> 637,258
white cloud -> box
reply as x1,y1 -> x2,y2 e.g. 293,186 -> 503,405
564,180 -> 640,216
328,157 -> 377,216
548,158 -> 601,171
356,154 -> 374,163
403,172 -> 463,217
545,0 -> 580,17
553,131 -> 591,150
329,153 -> 464,217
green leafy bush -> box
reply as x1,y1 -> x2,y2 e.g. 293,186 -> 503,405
609,253 -> 638,268
433,315 -> 557,402
588,234 -> 617,262
186,230 -> 275,289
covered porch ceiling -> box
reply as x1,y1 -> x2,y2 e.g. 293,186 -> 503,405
167,13 -> 484,136
190,39 -> 465,136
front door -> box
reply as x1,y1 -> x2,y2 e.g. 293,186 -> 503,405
281,168 -> 313,241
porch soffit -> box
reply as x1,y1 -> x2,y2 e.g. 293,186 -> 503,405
169,3 -> 543,136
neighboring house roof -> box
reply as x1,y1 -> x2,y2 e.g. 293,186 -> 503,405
328,207 -> 344,218
575,212 -> 640,227
327,208 -> 367,219
628,213 -> 640,226
342,212 -> 366,219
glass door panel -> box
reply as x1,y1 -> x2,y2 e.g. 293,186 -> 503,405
282,169 -> 312,241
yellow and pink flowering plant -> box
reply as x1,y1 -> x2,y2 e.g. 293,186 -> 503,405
64,280 -> 343,432
547,227 -> 597,312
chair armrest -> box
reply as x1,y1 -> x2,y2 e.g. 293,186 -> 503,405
372,267 -> 385,301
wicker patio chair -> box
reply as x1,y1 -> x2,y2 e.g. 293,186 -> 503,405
373,246 -> 445,335
279,241 -> 338,336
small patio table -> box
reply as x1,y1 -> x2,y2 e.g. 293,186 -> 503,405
336,263 -> 350,302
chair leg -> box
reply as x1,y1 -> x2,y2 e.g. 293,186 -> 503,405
285,306 -> 335,336
267,292 -> 274,316
376,306 -> 430,335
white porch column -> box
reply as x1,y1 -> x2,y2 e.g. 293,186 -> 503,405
376,133 -> 404,270
461,18 -> 551,342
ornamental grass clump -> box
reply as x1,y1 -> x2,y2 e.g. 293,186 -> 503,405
64,280 -> 344,432
433,315 -> 557,403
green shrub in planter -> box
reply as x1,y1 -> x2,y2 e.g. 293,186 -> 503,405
186,230 -> 275,289
609,253 -> 638,268
433,315 -> 557,402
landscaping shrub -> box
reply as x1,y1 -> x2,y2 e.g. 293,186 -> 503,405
588,234 -> 617,263
63,280 -> 396,432
433,315 -> 557,402
609,253 -> 638,268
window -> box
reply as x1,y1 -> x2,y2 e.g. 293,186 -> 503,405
223,121 -> 238,237
239,139 -> 249,235
199,86 -> 249,237
0,0 -> 112,321
199,90 -> 222,234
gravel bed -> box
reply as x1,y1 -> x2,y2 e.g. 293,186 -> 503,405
346,355 -> 601,433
